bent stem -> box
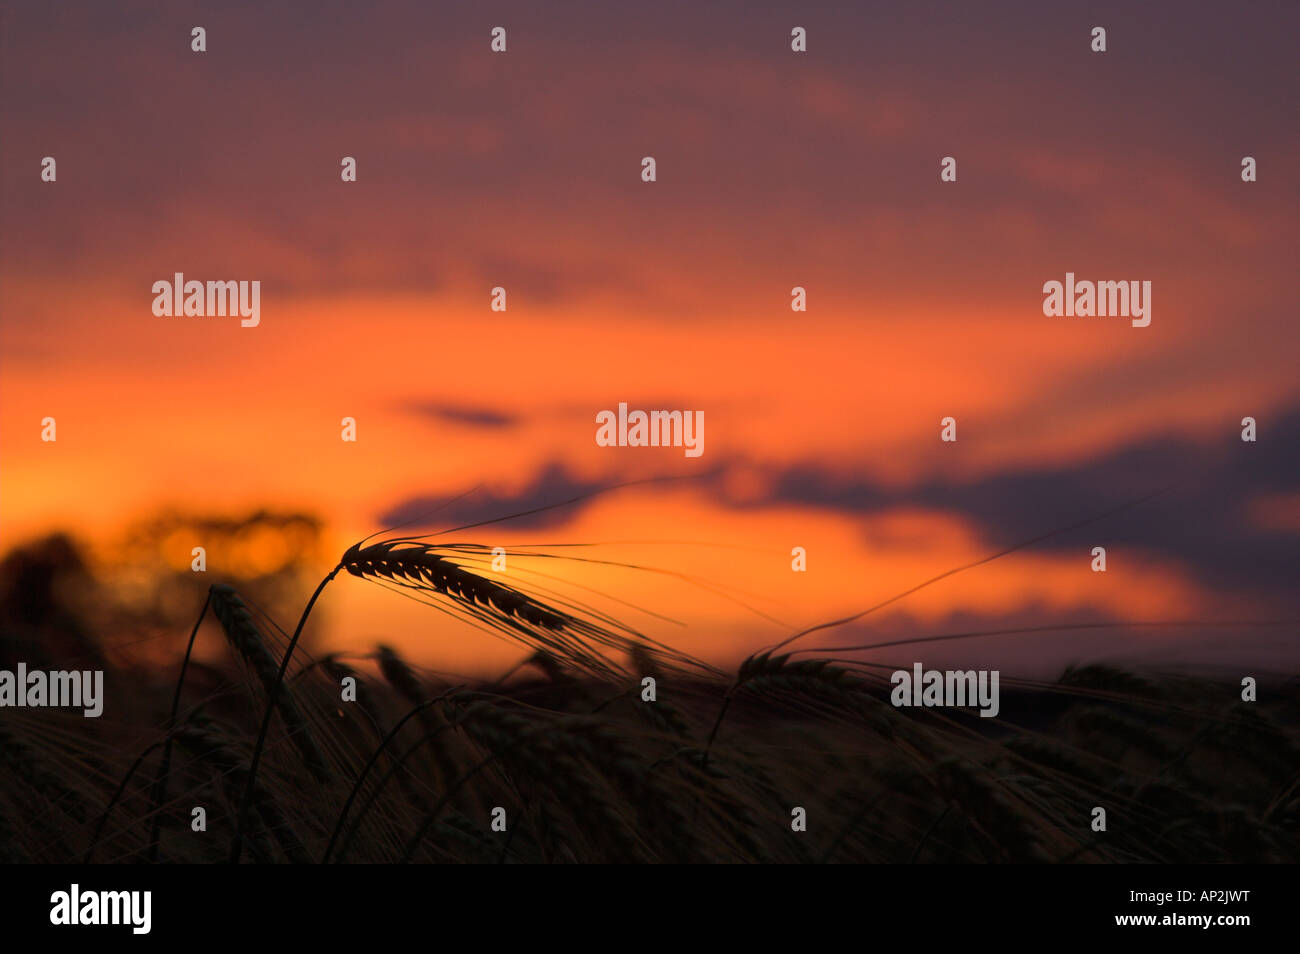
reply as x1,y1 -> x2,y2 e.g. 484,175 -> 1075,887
147,590 -> 211,863
86,740 -> 165,864
321,690 -> 458,864
229,564 -> 341,864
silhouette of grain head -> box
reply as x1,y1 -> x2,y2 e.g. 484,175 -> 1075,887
208,584 -> 330,781
341,540 -> 662,679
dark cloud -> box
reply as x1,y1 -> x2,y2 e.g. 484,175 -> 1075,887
761,403 -> 1300,600
405,401 -> 520,430
379,403 -> 1300,605
378,462 -> 606,532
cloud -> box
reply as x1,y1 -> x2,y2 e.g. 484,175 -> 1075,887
379,404 -> 1300,607
758,404 -> 1300,600
378,462 -> 606,531
405,401 -> 520,430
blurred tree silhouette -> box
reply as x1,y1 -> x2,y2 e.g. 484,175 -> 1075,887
0,533 -> 102,671
0,510 -> 328,669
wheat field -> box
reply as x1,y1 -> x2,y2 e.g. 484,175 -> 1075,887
1,530 -> 1295,865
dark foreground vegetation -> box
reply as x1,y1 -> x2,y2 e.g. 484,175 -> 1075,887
1,530 -> 1296,863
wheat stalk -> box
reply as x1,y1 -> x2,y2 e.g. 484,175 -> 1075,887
209,584 -> 330,783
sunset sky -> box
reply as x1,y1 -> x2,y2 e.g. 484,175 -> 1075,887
2,1 -> 1297,676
